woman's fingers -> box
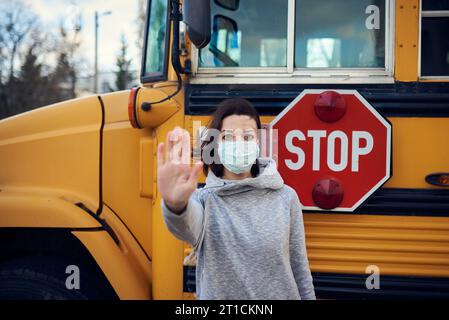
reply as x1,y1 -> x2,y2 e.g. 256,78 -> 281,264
157,142 -> 165,168
166,129 -> 175,162
164,126 -> 193,165
181,129 -> 191,165
188,161 -> 203,186
171,128 -> 183,164
166,127 -> 181,161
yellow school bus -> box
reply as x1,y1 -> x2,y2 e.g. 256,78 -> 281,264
0,0 -> 448,299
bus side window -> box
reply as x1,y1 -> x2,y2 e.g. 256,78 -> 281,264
199,0 -> 289,68
420,0 -> 449,78
295,0 -> 386,69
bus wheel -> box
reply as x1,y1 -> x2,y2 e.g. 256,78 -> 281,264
0,229 -> 118,300
0,257 -> 88,300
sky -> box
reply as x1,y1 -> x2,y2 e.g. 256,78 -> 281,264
29,0 -> 142,76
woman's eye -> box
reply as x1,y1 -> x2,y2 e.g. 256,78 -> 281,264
244,135 -> 254,141
222,134 -> 233,141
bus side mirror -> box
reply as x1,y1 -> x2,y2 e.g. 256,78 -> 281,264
183,0 -> 211,49
214,0 -> 239,11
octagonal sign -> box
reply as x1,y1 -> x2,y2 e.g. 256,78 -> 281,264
270,89 -> 392,212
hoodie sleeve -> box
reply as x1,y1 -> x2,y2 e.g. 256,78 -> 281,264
289,188 -> 316,300
161,189 -> 205,248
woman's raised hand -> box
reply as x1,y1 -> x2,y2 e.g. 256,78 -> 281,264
157,126 -> 203,213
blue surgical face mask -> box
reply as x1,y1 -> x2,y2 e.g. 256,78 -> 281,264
217,140 -> 260,174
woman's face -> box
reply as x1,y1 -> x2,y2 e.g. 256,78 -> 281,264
219,115 -> 258,143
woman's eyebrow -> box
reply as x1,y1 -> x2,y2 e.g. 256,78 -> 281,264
220,129 -> 255,133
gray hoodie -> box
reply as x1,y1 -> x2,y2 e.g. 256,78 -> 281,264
161,157 -> 316,300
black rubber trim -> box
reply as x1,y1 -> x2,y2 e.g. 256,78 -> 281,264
183,265 -> 196,293
185,82 -> 449,117
327,187 -> 449,216
132,87 -> 142,129
183,266 -> 449,299
312,272 -> 449,299
75,203 -> 120,245
96,96 -> 106,215
196,184 -> 449,217
0,226 -> 106,233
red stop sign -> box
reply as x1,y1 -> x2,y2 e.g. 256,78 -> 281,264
270,89 -> 392,212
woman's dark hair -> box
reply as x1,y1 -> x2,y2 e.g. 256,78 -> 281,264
201,98 -> 262,178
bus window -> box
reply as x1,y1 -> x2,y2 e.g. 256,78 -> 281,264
422,0 -> 449,11
199,0 -> 288,68
420,0 -> 449,78
142,0 -> 169,82
295,0 -> 386,68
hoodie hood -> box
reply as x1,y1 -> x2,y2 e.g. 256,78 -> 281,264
204,157 -> 284,196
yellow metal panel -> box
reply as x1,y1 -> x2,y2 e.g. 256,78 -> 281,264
421,79 -> 449,83
0,96 -> 102,211
103,90 -> 131,124
304,214 -> 449,277
395,0 -> 420,81
73,230 -> 151,300
0,189 -> 101,228
386,117 -> 449,188
99,204 -> 152,297
102,121 -> 154,259
151,108 -> 186,300
100,87 -> 186,300
100,90 -> 154,262
139,137 -> 155,198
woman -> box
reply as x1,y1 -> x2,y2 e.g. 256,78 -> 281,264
157,98 -> 316,300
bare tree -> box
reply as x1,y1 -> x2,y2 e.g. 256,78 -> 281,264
0,0 -> 37,117
1,0 -> 37,81
52,23 -> 82,98
0,21 -> 6,110
0,1 -> 85,120
14,40 -> 50,111
0,20 -> 6,84
115,34 -> 134,91
136,0 -> 147,58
